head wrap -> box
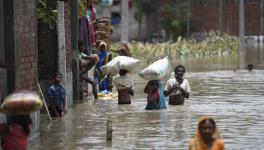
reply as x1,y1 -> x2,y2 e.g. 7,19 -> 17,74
190,116 -> 221,150
99,41 -> 107,49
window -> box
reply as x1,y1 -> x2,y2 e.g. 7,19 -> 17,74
111,12 -> 121,25
113,0 -> 120,5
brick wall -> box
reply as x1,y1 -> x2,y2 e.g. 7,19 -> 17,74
223,1 -> 239,35
245,1 -> 260,35
14,0 -> 38,90
191,0 -> 261,35
192,2 -> 218,32
13,0 -> 40,138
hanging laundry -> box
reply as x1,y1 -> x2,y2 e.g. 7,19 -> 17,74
79,16 -> 91,55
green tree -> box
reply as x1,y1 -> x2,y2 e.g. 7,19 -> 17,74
133,0 -> 161,38
161,0 -> 189,40
37,0 -> 57,29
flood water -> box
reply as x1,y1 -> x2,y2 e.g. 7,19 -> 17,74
29,41 -> 264,150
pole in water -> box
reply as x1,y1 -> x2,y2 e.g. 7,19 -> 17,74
106,119 -> 113,141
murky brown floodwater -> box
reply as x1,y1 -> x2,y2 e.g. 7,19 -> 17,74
29,41 -> 264,150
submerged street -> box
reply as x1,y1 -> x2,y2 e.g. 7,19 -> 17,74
2,1 -> 264,150
29,44 -> 264,150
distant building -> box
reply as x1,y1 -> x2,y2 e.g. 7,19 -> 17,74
95,0 -> 148,41
191,0 -> 262,36
96,0 -> 264,41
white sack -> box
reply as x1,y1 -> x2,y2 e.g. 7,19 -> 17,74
138,56 -> 171,80
101,56 -> 120,75
101,56 -> 141,75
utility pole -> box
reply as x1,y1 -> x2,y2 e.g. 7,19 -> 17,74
239,0 -> 246,70
57,1 -> 69,107
219,0 -> 223,34
260,0 -> 264,41
121,0 -> 129,42
239,0 -> 245,49
57,1 -> 66,85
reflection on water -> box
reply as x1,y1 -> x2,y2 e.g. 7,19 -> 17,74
29,43 -> 264,150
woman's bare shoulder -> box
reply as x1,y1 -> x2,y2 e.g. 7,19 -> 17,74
216,139 -> 224,144
215,139 -> 225,149
188,138 -> 195,148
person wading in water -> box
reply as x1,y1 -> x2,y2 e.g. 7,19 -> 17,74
164,64 -> 190,105
189,116 -> 225,150
113,69 -> 134,104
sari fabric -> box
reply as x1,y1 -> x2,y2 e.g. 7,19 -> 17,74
189,116 -> 225,150
145,80 -> 167,110
0,123 -> 29,150
95,50 -> 108,91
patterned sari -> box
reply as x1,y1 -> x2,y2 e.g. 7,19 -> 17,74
145,80 -> 167,110
95,49 -> 109,91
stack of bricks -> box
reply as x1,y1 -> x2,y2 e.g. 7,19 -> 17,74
94,17 -> 111,50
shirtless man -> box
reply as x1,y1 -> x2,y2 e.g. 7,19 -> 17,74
79,41 -> 99,99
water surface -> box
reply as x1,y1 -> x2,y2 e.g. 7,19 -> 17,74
29,42 -> 264,150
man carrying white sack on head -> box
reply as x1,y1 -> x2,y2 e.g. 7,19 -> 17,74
113,69 -> 134,104
102,56 -> 141,104
164,64 -> 190,105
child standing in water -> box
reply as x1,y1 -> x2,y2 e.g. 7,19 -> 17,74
144,80 -> 166,110
189,116 -> 225,150
48,72 -> 66,117
113,69 -> 134,104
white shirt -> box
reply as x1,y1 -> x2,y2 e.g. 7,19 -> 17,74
113,76 -> 133,90
164,78 -> 191,96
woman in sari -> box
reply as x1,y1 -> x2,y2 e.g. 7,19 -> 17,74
144,80 -> 166,110
111,41 -> 132,57
189,116 -> 225,150
95,41 -> 112,92
0,115 -> 32,150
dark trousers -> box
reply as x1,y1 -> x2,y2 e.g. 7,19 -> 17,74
49,106 -> 62,117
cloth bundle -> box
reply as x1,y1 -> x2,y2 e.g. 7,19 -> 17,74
1,91 -> 43,115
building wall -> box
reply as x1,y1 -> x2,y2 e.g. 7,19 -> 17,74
244,1 -> 260,35
0,0 -> 6,102
14,0 -> 38,90
191,0 -> 261,36
224,1 -> 239,35
95,4 -> 147,41
192,2 -> 218,32
14,0 -> 39,137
